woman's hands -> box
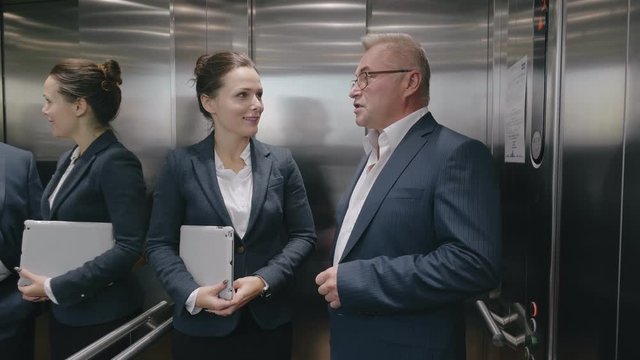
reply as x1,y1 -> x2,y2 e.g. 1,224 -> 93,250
196,276 -> 265,316
15,267 -> 50,302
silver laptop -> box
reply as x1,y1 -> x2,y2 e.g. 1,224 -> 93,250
179,225 -> 234,300
19,220 -> 114,285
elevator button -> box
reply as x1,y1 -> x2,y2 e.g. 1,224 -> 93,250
529,301 -> 538,318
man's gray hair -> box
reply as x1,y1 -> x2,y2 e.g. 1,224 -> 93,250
361,33 -> 430,104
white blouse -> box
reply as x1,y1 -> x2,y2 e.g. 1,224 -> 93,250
214,143 -> 253,239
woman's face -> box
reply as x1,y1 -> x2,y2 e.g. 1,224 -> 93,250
203,67 -> 264,139
42,76 -> 79,138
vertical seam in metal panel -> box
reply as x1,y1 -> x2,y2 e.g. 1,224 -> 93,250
169,0 -> 176,148
615,1 -> 631,359
365,0 -> 371,34
548,0 -> 566,358
0,4 -> 6,142
486,0 -> 493,149
248,0 -> 254,60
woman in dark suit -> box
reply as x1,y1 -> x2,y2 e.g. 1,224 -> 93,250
145,52 -> 316,359
18,59 -> 147,360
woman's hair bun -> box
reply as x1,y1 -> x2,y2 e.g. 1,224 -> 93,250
100,59 -> 123,86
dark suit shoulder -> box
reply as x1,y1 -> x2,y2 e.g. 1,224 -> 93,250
432,125 -> 489,156
0,142 -> 31,159
89,142 -> 142,173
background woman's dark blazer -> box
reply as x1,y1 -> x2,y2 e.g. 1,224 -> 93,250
145,134 -> 317,337
41,130 -> 147,326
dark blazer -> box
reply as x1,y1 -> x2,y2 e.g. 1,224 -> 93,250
145,134 -> 316,337
42,130 -> 147,326
330,113 -> 501,360
0,143 -> 42,357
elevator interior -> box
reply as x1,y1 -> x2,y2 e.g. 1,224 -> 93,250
2,0 -> 640,359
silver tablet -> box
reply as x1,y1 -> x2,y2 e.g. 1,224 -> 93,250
179,225 -> 234,300
19,220 -> 114,285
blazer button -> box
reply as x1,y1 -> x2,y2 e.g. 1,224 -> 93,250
236,245 -> 246,254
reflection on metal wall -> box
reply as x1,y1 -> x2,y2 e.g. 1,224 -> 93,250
253,2 -> 366,359
619,0 -> 640,357
369,0 -> 490,142
80,0 -> 172,186
557,0 -> 628,359
3,0 -> 79,160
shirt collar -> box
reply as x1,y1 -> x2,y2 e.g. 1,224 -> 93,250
214,142 -> 252,171
363,107 -> 429,156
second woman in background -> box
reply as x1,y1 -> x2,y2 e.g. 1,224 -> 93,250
145,52 -> 316,359
18,59 -> 147,359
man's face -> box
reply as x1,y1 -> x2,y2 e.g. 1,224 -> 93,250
349,44 -> 406,131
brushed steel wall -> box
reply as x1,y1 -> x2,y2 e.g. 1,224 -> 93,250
557,0 -> 628,359
617,0 -> 640,358
3,0 -> 79,160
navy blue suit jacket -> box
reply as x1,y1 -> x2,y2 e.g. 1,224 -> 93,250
0,143 -> 42,343
42,130 -> 147,326
330,113 -> 501,360
145,134 -> 316,337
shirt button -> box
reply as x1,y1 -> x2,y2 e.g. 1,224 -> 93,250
236,245 -> 246,254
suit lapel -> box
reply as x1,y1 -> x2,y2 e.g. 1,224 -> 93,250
49,130 -> 118,218
41,154 -> 68,220
245,139 -> 273,239
190,134 -> 233,226
339,113 -> 438,263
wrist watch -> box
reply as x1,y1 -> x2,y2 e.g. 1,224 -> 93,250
255,275 -> 271,299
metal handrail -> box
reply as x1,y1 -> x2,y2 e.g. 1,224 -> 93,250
112,318 -> 173,360
67,300 -> 171,360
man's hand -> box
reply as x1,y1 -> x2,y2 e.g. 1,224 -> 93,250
315,266 -> 341,309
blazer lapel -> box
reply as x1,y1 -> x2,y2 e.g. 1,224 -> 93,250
41,154 -> 68,220
190,134 -> 233,226
339,113 -> 438,263
49,131 -> 118,218
244,139 -> 273,239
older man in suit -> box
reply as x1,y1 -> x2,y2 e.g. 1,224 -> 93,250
0,143 -> 43,360
316,33 -> 501,360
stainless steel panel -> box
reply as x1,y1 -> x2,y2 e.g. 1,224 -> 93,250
253,2 -> 365,359
174,0 -> 248,148
369,0 -> 490,143
557,0 -> 628,358
618,0 -> 640,358
3,0 -> 79,158
483,0 -> 559,359
79,0 -> 172,186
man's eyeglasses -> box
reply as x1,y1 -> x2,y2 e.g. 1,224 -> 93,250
350,69 -> 414,90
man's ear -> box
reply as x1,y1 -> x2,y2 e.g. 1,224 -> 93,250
201,94 -> 217,115
404,71 -> 422,97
